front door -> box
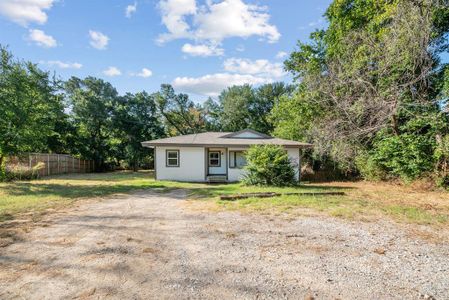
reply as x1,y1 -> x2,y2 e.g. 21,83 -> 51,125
208,148 -> 226,175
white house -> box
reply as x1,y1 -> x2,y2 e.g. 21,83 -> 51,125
141,129 -> 312,183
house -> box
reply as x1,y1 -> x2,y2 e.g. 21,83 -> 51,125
141,129 -> 312,183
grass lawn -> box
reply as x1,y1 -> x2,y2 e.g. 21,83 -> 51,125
1,171 -> 448,226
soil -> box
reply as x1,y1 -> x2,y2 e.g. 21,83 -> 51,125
1,189 -> 448,299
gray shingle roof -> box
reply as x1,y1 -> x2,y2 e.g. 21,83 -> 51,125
141,131 -> 312,148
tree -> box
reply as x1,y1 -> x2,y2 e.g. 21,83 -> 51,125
155,84 -> 208,135
216,83 -> 293,134
281,0 -> 449,179
64,77 -> 118,171
0,46 -> 61,172
113,92 -> 165,171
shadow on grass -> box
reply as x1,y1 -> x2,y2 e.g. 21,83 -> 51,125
1,182 -> 168,199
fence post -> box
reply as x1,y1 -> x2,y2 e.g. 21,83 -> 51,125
29,154 -> 32,170
57,154 -> 60,174
47,154 -> 50,176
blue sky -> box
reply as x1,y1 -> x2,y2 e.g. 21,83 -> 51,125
0,0 -> 331,101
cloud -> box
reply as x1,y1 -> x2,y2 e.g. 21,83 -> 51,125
41,60 -> 82,69
276,51 -> 288,59
103,66 -> 121,77
181,43 -> 224,57
173,73 -> 270,97
28,29 -> 57,48
0,0 -> 55,26
223,58 -> 285,78
132,68 -> 153,78
157,0 -> 197,43
157,0 -> 280,48
89,30 -> 109,50
125,2 -> 137,18
173,56 -> 286,96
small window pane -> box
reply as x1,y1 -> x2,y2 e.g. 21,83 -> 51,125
168,151 -> 178,158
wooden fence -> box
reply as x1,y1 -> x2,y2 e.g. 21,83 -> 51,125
6,153 -> 94,177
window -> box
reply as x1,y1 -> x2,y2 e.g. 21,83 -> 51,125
229,151 -> 247,169
208,151 -> 221,167
166,150 -> 179,167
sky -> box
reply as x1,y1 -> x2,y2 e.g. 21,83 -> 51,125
0,0 -> 332,101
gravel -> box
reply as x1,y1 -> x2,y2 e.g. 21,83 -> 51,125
1,189 -> 448,299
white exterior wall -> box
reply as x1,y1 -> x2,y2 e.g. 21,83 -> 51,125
155,146 -> 301,182
228,147 -> 247,182
155,146 -> 205,182
287,148 -> 300,181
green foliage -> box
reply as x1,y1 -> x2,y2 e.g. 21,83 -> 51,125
243,145 -> 297,186
215,83 -> 293,134
113,92 -> 165,171
270,86 -> 321,141
155,84 -> 208,136
0,46 -> 62,167
64,77 -> 118,171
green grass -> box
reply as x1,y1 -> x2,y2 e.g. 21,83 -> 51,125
1,171 -> 448,226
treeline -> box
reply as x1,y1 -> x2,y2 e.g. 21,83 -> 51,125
0,45 -> 293,174
275,0 -> 449,186
1,0 -> 449,186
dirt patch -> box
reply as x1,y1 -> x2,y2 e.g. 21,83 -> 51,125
1,189 -> 448,299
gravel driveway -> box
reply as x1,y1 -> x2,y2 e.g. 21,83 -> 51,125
1,189 -> 448,299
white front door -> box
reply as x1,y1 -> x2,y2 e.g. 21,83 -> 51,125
208,148 -> 226,175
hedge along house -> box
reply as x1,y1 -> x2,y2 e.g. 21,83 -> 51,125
141,129 -> 312,183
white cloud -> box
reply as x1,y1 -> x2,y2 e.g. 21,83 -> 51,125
132,68 -> 153,78
89,30 -> 109,50
125,2 -> 137,18
181,43 -> 224,57
103,66 -> 121,77
276,51 -> 288,59
223,58 -> 285,78
41,60 -> 82,69
173,73 -> 270,97
173,56 -> 286,96
28,29 -> 57,48
157,0 -> 197,43
0,0 -> 55,26
157,0 -> 280,50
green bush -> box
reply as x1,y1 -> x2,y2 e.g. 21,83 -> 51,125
243,145 -> 297,186
368,133 -> 436,182
355,151 -> 389,181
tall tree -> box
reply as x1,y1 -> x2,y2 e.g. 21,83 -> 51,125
113,92 -> 165,171
281,0 -> 449,177
0,46 -> 62,170
155,84 -> 208,135
216,83 -> 293,134
64,77 -> 118,171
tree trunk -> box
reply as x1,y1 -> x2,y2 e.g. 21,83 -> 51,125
391,115 -> 399,136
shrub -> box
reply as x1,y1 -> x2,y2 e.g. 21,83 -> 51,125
355,151 -> 389,181
243,145 -> 297,186
4,162 -> 45,181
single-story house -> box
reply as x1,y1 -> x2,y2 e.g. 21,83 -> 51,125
141,129 -> 312,183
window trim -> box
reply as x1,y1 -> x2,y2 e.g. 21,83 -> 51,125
208,151 -> 221,167
166,149 -> 180,167
229,151 -> 246,169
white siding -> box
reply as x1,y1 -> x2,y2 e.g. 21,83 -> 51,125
228,147 -> 247,182
155,146 -> 205,182
287,148 -> 300,181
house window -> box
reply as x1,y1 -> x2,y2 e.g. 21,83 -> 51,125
229,151 -> 247,169
166,150 -> 179,167
208,151 -> 221,167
